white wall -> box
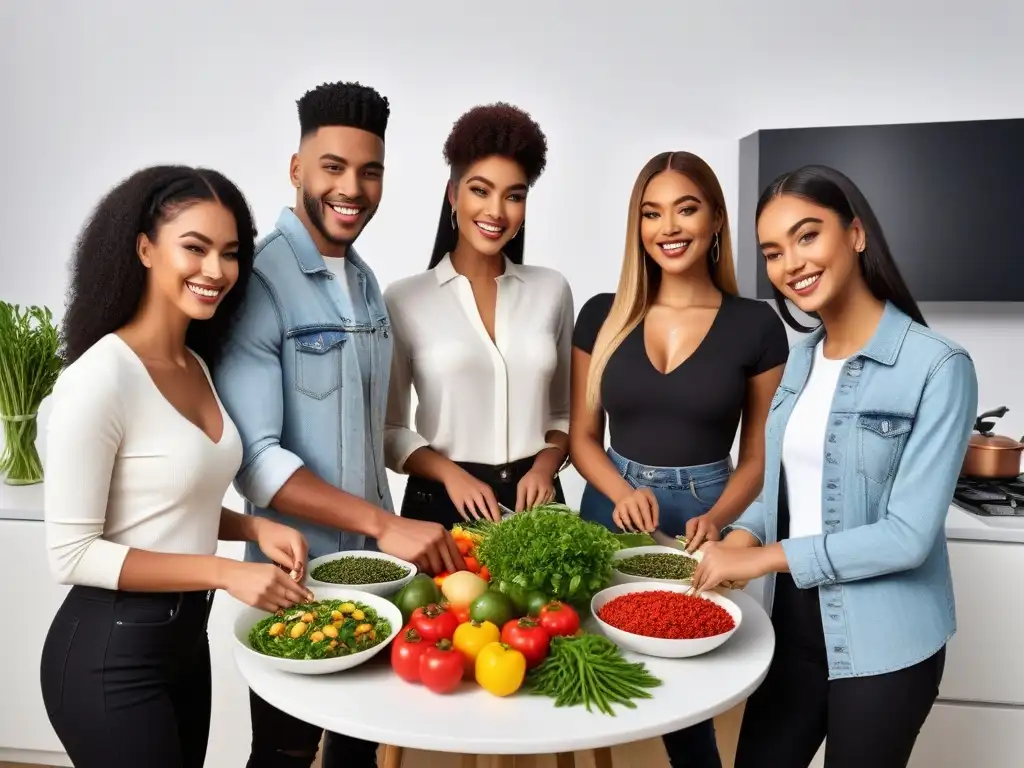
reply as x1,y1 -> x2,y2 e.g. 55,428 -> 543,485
3,2 -> 1023,765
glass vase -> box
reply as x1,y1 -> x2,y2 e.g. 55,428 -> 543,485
1,412 -> 43,486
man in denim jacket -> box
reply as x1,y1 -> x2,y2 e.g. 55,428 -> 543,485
215,81 -> 464,768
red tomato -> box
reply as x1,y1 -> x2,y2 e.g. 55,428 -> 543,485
410,603 -> 460,642
449,603 -> 471,625
418,639 -> 464,694
500,617 -> 551,669
538,601 -> 580,637
390,625 -> 428,683
478,566 -> 491,582
462,555 -> 480,574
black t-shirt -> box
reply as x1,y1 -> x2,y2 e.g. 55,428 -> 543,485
572,292 -> 790,468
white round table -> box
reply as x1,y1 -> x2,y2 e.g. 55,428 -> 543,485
234,589 -> 774,763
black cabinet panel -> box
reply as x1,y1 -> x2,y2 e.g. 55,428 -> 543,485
737,119 -> 1024,301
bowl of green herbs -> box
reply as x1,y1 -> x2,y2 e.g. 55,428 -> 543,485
611,545 -> 700,586
306,550 -> 417,596
234,586 -> 400,675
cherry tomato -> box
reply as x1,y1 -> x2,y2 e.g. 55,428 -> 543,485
390,625 -> 428,683
410,603 -> 460,642
450,603 -> 471,625
537,601 -> 580,637
419,639 -> 464,694
500,617 -> 551,669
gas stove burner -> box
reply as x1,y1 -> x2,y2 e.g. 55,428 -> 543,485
953,475 -> 1024,517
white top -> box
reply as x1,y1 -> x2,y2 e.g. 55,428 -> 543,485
43,334 -> 243,589
233,588 -> 774,754
383,253 -> 574,469
322,255 -> 352,308
782,342 -> 847,539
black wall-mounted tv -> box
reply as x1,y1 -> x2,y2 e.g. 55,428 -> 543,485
737,117 -> 1024,302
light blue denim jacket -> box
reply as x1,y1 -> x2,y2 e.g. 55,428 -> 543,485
213,208 -> 395,562
727,301 -> 978,679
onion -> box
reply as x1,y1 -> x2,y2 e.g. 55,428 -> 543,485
441,570 -> 488,608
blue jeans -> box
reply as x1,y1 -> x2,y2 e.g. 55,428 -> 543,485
581,447 -> 732,768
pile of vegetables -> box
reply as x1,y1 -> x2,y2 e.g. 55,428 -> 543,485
472,504 -> 620,608
389,561 -> 583,698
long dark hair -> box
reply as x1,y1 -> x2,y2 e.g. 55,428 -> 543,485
426,185 -> 526,269
62,165 -> 257,367
755,164 -> 927,332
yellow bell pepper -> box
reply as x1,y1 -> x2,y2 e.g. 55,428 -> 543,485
452,620 -> 500,676
475,641 -> 526,697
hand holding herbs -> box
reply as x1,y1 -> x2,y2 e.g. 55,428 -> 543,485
0,302 -> 61,485
524,633 -> 662,716
473,504 -> 619,606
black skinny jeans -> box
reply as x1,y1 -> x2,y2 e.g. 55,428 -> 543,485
40,586 -> 214,768
735,573 -> 946,768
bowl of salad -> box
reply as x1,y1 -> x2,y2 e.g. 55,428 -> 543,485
233,586 -> 402,675
306,550 -> 417,597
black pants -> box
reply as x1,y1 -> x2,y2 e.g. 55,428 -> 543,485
400,455 -> 565,526
735,573 -> 945,768
247,689 -> 378,768
40,586 -> 214,768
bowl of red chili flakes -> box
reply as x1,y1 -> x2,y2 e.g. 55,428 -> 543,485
591,581 -> 742,658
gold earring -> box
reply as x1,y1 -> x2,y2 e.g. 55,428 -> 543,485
712,232 -> 721,263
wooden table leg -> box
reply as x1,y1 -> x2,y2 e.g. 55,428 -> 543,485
380,744 -> 404,768
460,755 -> 477,768
555,753 -> 576,768
592,747 -> 613,768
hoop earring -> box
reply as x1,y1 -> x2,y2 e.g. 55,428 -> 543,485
451,210 -> 457,229
712,232 -> 721,264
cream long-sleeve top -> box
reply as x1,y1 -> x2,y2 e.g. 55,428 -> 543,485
384,254 -> 574,471
43,334 -> 243,589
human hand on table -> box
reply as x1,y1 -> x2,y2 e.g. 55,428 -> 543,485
443,468 -> 502,522
683,513 -> 720,552
612,487 -> 659,532
376,514 -> 466,576
515,467 -> 556,512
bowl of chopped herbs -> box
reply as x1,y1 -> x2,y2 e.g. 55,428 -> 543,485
306,550 -> 417,596
235,586 -> 401,675
610,545 -> 700,586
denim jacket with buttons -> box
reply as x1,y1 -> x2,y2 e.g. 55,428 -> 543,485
727,301 -> 978,679
213,208 -> 395,562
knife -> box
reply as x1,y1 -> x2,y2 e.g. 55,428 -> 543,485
498,502 -> 516,520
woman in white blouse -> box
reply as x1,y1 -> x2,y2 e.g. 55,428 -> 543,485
385,103 -> 574,526
39,166 -> 310,768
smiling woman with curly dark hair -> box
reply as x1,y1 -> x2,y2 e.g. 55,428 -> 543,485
61,165 -> 257,367
40,165 -> 312,768
383,103 -> 574,532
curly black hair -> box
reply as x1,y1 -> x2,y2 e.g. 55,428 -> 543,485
428,103 -> 548,268
443,102 -> 547,185
61,165 -> 257,368
297,81 -> 391,140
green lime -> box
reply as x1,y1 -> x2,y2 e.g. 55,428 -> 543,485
525,590 -> 549,617
469,589 -> 515,627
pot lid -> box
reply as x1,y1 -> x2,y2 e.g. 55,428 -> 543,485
969,434 -> 1024,450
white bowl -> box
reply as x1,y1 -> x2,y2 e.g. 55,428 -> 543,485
590,581 -> 742,659
233,586 -> 402,675
306,550 -> 417,596
610,544 -> 699,586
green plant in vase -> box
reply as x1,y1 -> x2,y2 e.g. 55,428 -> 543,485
0,302 -> 62,485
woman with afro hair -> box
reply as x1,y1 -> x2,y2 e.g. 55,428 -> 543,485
384,103 -> 574,526
39,166 -> 310,767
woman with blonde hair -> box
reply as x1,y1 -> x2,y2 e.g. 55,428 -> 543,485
568,151 -> 788,767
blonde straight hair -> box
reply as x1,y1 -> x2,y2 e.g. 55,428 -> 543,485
585,151 -> 739,412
